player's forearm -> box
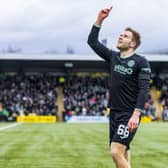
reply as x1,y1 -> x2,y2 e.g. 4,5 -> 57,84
87,25 -> 100,46
87,25 -> 111,62
87,25 -> 102,54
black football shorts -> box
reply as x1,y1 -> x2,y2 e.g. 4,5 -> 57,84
109,109 -> 141,150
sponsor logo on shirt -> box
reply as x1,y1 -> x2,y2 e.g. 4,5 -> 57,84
114,64 -> 133,75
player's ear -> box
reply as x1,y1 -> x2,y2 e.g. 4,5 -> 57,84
130,40 -> 136,49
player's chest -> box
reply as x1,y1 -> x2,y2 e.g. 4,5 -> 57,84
111,58 -> 138,78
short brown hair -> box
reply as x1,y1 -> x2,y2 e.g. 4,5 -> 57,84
125,27 -> 141,49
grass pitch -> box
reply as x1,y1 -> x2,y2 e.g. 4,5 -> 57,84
0,122 -> 168,168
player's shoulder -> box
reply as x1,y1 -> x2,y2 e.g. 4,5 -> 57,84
110,50 -> 120,61
134,54 -> 149,64
134,54 -> 151,72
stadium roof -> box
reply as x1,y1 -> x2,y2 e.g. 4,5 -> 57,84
0,53 -> 168,62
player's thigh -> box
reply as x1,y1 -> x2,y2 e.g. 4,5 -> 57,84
110,142 -> 127,156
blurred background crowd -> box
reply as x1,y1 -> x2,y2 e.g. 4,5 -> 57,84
0,73 -> 168,122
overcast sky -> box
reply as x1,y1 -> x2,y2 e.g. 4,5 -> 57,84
0,0 -> 167,54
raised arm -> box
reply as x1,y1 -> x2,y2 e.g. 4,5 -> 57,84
87,7 -> 113,62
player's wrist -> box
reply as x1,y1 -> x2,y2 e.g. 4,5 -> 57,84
94,23 -> 101,28
133,109 -> 141,117
134,108 -> 144,114
95,19 -> 103,27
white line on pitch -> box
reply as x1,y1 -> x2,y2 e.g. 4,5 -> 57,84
0,123 -> 22,131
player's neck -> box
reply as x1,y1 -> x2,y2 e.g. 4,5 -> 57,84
120,49 -> 135,59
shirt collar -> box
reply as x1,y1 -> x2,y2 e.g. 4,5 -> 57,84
120,52 -> 135,59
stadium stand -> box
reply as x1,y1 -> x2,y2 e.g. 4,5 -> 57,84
0,54 -> 168,122
0,73 -> 58,121
0,72 -> 168,122
149,75 -> 168,120
63,75 -> 109,117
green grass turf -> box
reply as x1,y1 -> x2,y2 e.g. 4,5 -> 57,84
0,122 -> 168,168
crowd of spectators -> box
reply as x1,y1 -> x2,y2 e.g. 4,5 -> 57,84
159,78 -> 168,121
151,75 -> 168,121
143,95 -> 157,120
63,75 -> 109,117
0,73 -> 58,121
0,72 -> 168,122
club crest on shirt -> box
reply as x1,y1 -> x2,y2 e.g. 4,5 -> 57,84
127,60 -> 135,67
